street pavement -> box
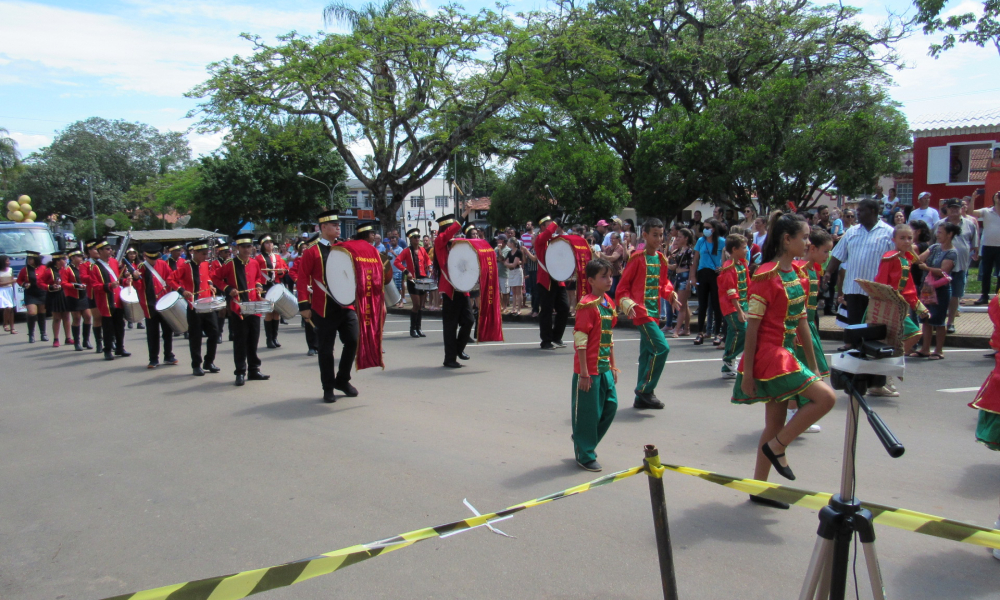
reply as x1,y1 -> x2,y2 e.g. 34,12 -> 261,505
1,315 -> 998,599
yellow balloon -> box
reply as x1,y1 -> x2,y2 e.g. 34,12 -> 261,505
27,211 -> 36,221
11,210 -> 24,222
6,201 -> 19,212
22,218 -> 33,223
17,195 -> 30,204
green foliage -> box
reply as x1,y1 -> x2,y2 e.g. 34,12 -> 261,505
74,212 -> 133,240
0,127 -> 21,193
489,133 -> 628,228
6,117 -> 191,219
915,0 -> 1000,56
188,4 -> 531,229
197,118 -> 348,236
124,165 -> 203,228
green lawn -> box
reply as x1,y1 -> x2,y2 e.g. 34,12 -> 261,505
966,267 -> 982,296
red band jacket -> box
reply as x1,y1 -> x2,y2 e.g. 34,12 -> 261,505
393,245 -> 431,279
433,221 -> 465,300
535,221 -> 564,290
61,264 -> 88,300
294,240 -> 354,317
131,259 -> 175,319
212,255 -> 266,315
90,258 -> 124,318
16,264 -> 50,293
615,250 -> 675,325
169,259 -> 216,303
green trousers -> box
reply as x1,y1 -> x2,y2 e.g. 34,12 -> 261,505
636,321 -> 670,395
572,371 -> 618,463
722,312 -> 746,367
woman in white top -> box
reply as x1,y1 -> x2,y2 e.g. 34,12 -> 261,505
973,191 -> 1000,304
0,255 -> 16,334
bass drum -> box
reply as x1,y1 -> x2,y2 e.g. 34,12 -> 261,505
545,237 -> 577,282
324,247 -> 357,306
446,240 -> 480,292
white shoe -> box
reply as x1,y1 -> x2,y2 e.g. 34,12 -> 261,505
867,385 -> 899,398
805,424 -> 821,433
722,370 -> 737,379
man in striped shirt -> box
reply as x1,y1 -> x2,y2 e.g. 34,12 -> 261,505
826,198 -> 894,326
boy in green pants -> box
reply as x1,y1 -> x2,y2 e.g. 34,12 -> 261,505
718,234 -> 749,378
572,259 -> 619,472
615,218 -> 681,409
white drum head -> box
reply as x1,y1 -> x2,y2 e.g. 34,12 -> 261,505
325,247 -> 356,305
447,241 -> 480,292
119,286 -> 138,303
264,285 -> 286,303
155,291 -> 181,311
546,237 -> 577,282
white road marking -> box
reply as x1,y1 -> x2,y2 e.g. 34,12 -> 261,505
937,387 -> 981,393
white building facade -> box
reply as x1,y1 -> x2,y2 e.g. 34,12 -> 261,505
344,177 -> 456,237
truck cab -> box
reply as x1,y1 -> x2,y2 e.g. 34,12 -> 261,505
0,222 -> 59,312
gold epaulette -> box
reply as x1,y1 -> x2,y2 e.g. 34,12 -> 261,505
751,262 -> 779,282
881,251 -> 900,262
575,293 -> 616,312
719,261 -> 736,272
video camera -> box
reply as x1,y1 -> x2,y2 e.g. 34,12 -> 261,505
829,324 -> 902,394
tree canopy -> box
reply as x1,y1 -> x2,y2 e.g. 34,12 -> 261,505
915,0 -> 1000,56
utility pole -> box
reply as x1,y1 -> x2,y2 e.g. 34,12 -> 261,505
88,177 -> 97,238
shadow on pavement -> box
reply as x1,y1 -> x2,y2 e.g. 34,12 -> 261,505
675,501 -> 786,547
162,381 -> 236,396
891,547 -> 998,599
613,410 -> 656,422
499,458 -> 581,490
954,463 -> 1000,500
670,377 -> 734,390
380,366 -> 481,379
233,397 -> 366,420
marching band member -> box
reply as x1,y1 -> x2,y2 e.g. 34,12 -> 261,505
92,239 -> 131,360
121,247 -> 144,330
254,235 -> 288,349
296,210 -> 360,403
536,214 -> 570,350
434,208 -> 474,368
64,249 -> 92,351
84,241 -> 104,353
615,218 -> 679,410
289,238 -> 319,356
170,238 -> 221,376
718,234 -> 750,379
41,252 -> 71,347
133,242 -> 178,369
395,227 -> 432,338
166,244 -> 187,339
17,250 -> 49,343
211,240 -> 231,344
213,233 -> 269,386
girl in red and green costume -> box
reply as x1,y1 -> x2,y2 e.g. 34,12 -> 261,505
875,224 -> 930,359
572,259 -> 620,472
793,226 -> 834,378
718,234 -> 749,378
733,211 -> 836,509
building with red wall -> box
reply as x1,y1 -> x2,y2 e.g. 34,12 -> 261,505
910,109 -> 1000,210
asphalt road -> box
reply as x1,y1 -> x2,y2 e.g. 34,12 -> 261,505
1,315 -> 998,599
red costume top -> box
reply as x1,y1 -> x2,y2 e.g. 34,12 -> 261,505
35,265 -> 56,292
394,245 -> 431,279
61,265 -> 87,300
573,293 -> 617,375
16,263 -> 50,292
170,259 -> 216,302
294,240 -> 355,317
535,221 -> 564,290
84,261 -> 98,299
132,259 -> 175,319
166,256 -> 186,273
90,258 -> 124,318
718,257 -> 750,317
971,296 -> 1000,414
615,250 -> 675,325
254,252 -> 288,286
433,221 -> 466,300
874,250 -> 926,314
211,255 -> 266,315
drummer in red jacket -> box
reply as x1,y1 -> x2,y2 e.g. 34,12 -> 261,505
296,210 -> 360,403
213,233 -> 268,386
615,218 -> 680,410
254,234 -> 288,349
170,238 -> 221,376
394,227 -> 432,338
91,238 -> 132,361
132,242 -> 177,369
434,205 -> 475,368
536,213 -> 570,350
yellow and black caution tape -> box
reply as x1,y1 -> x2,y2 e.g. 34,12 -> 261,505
101,466 -> 644,600
657,462 -> 1000,551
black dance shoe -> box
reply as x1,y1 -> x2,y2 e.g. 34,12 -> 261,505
761,442 -> 795,480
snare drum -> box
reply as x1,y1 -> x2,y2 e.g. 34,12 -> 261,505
193,297 -> 226,313
155,291 -> 189,333
324,247 -> 356,306
238,300 -> 273,315
414,277 -> 437,291
265,285 -> 299,320
545,237 -> 577,282
446,240 -> 480,292
120,286 -> 145,324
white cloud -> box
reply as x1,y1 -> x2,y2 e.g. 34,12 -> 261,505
9,132 -> 52,154
184,130 -> 227,157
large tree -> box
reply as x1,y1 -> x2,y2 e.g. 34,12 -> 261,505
197,118 -> 348,236
915,0 -> 1000,56
7,118 -> 190,218
189,4 -> 532,229
0,127 -> 21,196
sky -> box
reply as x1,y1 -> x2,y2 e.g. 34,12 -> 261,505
0,0 -> 998,159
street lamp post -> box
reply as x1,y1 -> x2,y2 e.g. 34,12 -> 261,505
297,172 -> 348,210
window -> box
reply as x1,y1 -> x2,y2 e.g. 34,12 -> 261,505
895,183 -> 913,207
361,191 -> 371,208
410,195 -> 425,208
348,192 -> 358,208
928,142 -> 995,185
435,195 -> 449,208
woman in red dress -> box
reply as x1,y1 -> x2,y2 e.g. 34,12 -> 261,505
732,211 -> 836,508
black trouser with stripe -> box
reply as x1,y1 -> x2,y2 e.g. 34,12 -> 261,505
314,307 -> 358,391
538,282 -> 569,344
145,311 -> 174,363
229,313 -> 261,375
442,292 -> 473,362
187,308 -> 218,368
103,308 -> 126,354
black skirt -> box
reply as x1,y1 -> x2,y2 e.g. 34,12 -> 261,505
24,290 -> 46,306
46,290 -> 69,313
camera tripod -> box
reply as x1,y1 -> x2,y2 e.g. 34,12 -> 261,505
799,351 -> 905,600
